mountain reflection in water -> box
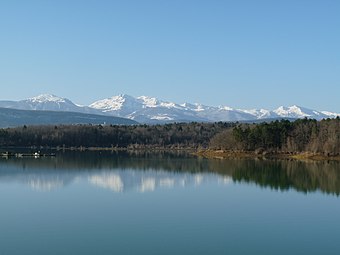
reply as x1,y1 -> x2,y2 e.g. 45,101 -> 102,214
0,151 -> 339,195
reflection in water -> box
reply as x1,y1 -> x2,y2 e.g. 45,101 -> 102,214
231,160 -> 340,195
0,151 -> 339,195
89,174 -> 124,192
194,174 -> 204,186
88,171 -> 223,193
139,177 -> 156,192
28,179 -> 64,191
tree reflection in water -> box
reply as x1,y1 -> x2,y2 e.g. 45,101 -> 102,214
0,151 -> 339,195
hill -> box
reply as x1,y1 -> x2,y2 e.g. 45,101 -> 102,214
0,107 -> 137,128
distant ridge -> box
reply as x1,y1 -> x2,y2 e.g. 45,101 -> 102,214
0,107 -> 137,128
0,94 -> 102,115
0,94 -> 339,124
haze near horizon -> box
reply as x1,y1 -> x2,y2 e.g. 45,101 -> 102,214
0,0 -> 339,112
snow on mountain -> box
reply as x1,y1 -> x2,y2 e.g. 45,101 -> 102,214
273,105 -> 330,119
90,94 -> 205,123
90,95 -> 261,122
27,94 -> 67,103
193,105 -> 257,122
320,111 -> 340,118
23,94 -> 80,111
138,96 -> 159,108
0,94 -> 339,123
90,95 -> 261,123
0,94 -> 101,115
241,109 -> 277,119
90,95 -> 339,123
89,94 -> 143,115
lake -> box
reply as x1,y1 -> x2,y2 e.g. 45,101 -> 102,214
0,151 -> 339,255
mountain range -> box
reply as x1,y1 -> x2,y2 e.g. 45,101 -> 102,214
0,94 -> 339,124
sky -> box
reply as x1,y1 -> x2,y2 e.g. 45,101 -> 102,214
0,0 -> 339,111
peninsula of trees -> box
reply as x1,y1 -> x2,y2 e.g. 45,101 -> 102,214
209,118 -> 339,157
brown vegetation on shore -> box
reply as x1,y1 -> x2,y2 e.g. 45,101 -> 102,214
195,149 -> 340,161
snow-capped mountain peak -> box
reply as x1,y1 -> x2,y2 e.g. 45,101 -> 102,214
26,94 -> 68,103
0,93 -> 339,124
220,106 -> 234,111
89,94 -> 144,117
273,105 -> 323,118
0,94 -> 101,115
19,94 -> 84,112
241,108 -> 274,119
137,96 -> 181,109
137,96 -> 159,107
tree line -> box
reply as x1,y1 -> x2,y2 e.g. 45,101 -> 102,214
0,118 -> 339,155
0,122 -> 234,149
210,118 -> 340,156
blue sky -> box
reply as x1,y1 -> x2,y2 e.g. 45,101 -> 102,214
0,0 -> 339,111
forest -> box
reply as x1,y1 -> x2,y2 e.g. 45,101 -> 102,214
0,118 -> 339,156
0,122 -> 233,149
210,118 -> 340,156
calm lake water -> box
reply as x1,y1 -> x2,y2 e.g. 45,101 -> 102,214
0,151 -> 340,255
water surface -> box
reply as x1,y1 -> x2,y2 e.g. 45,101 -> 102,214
0,151 -> 339,255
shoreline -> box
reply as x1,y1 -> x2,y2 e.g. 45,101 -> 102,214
194,149 -> 340,161
0,146 -> 196,153
1,146 -> 340,161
